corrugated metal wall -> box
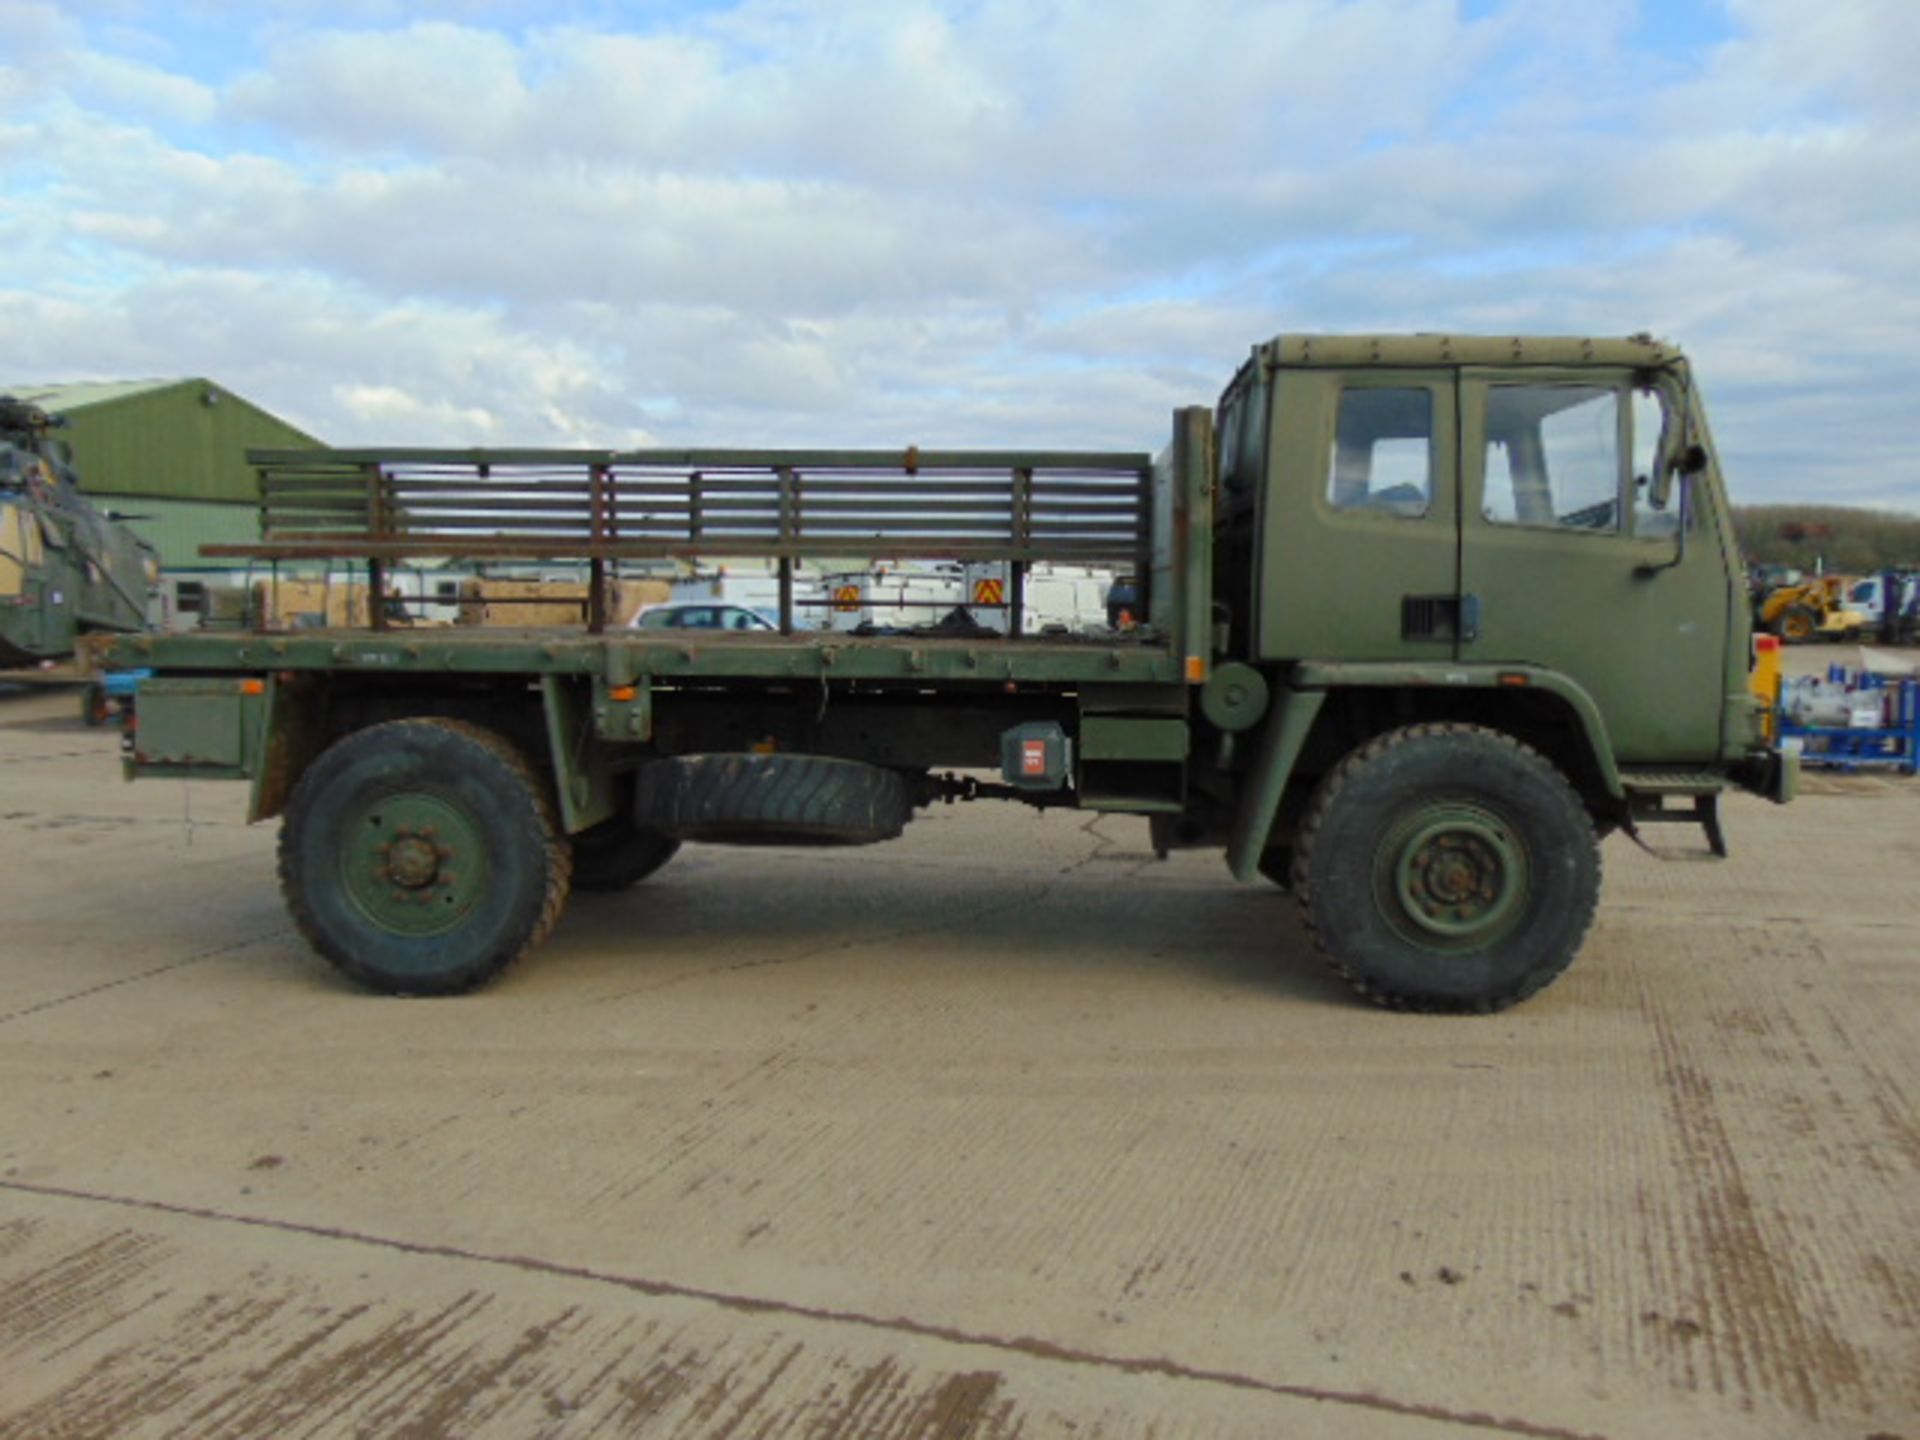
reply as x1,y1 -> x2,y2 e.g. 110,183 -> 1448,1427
108,496 -> 262,570
58,380 -> 319,503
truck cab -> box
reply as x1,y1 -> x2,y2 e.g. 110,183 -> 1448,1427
1212,334 -> 1768,770
1186,335 -> 1787,1006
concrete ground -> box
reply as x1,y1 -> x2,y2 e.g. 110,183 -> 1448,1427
0,672 -> 1913,1440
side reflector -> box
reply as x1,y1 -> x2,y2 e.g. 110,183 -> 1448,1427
1497,672 -> 1530,687
238,678 -> 266,696
1185,656 -> 1207,683
608,684 -> 638,701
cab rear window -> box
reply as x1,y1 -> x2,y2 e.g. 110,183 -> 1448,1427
1328,388 -> 1432,518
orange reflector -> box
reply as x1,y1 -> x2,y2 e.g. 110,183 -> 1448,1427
1753,634 -> 1781,653
1185,656 -> 1207,683
238,678 -> 265,696
608,684 -> 638,702
1497,672 -> 1530,687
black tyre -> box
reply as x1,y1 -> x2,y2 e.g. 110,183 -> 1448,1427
569,810 -> 679,891
1292,723 -> 1600,1014
279,718 -> 571,995
636,753 -> 911,845
1256,846 -> 1292,889
81,683 -> 109,727
1775,604 -> 1817,643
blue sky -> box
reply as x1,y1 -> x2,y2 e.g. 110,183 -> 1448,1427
4,0 -> 1918,511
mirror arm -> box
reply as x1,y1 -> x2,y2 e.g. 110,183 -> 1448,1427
1635,474 -> 1690,578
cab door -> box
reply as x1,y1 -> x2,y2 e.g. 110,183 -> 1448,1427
1457,369 -> 1727,762
1258,368 -> 1460,661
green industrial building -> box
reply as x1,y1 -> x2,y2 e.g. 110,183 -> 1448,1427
3,378 -> 320,573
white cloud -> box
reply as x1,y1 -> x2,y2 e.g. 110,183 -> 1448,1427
228,22 -> 531,154
2,1 -> 1918,510
68,51 -> 216,126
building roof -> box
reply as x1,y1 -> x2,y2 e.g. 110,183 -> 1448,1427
0,377 -> 320,504
3,377 -> 321,439
2,378 -> 188,410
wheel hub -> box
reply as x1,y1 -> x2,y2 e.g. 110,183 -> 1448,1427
1376,804 -> 1528,951
344,795 -> 485,935
385,832 -> 444,889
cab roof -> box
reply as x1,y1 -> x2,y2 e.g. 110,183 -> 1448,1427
1256,333 -> 1684,370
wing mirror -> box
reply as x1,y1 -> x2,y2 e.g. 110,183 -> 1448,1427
1649,442 -> 1708,511
1636,455 -> 1701,578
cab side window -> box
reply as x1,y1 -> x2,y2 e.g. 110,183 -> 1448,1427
1483,384 -> 1620,531
1630,386 -> 1684,537
1327,388 -> 1432,518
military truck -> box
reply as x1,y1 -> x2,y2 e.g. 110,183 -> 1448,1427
0,397 -> 158,670
111,334 -> 1793,1011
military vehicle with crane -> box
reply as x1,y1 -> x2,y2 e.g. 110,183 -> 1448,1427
0,397 -> 158,706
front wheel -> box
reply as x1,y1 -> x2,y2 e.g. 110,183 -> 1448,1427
1292,723 -> 1600,1013
279,718 -> 571,995
1775,604 -> 1817,643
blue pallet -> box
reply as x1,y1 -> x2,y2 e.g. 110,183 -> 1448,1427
1778,671 -> 1920,774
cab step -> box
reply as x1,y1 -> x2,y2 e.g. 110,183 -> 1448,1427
1619,772 -> 1728,859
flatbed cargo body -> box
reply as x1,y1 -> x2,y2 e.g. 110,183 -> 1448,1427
117,624 -> 1185,686
108,333 -> 1793,1012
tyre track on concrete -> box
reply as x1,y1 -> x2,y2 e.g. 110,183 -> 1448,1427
1636,972 -> 1880,1426
0,1176 -> 1608,1440
0,930 -> 290,1029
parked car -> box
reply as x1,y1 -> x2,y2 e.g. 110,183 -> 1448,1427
629,601 -> 778,632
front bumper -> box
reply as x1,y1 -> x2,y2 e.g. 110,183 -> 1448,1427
1730,746 -> 1798,805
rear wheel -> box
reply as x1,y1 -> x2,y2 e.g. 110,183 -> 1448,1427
81,683 -> 109,727
1292,723 -> 1599,1013
570,809 -> 679,891
1256,846 -> 1292,889
279,718 -> 570,995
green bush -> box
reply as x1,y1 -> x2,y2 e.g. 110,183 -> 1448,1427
1734,506 -> 1920,574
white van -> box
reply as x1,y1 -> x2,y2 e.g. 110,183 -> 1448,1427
820,562 -> 967,632
960,562 -> 1113,635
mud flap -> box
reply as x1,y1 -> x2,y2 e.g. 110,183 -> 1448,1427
1224,687 -> 1326,881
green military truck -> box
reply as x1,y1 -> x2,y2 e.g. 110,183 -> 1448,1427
111,334 -> 1793,1010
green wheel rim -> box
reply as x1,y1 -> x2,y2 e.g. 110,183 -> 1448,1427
1373,802 -> 1528,953
342,791 -> 489,937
